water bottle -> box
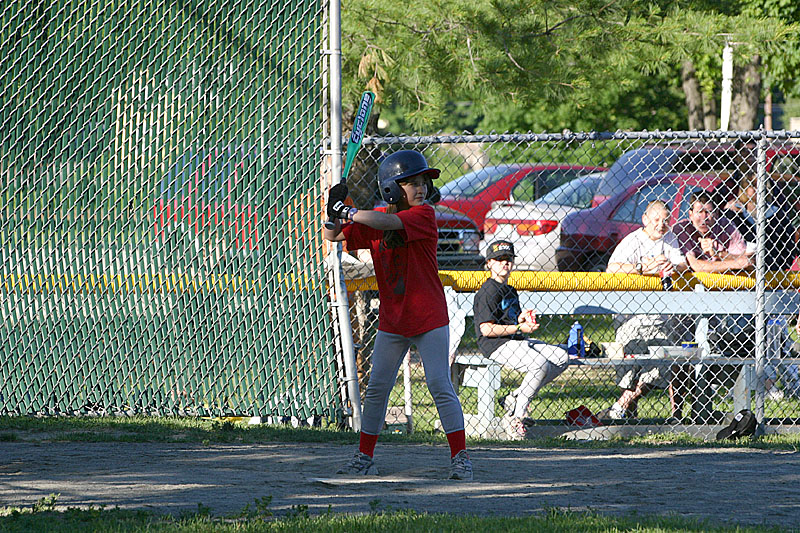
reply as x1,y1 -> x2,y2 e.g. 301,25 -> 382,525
681,335 -> 698,357
568,321 -> 584,358
766,317 -> 787,362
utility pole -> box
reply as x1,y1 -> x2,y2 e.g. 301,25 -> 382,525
764,91 -> 773,130
720,40 -> 733,131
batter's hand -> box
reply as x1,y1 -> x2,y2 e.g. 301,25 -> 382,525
327,184 -> 352,220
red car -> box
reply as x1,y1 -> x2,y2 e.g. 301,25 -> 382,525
438,164 -> 606,228
556,173 -> 723,272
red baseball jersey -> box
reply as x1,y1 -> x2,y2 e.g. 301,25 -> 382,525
343,204 -> 448,337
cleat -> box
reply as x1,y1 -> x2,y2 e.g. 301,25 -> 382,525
502,416 -> 527,441
336,451 -> 378,476
449,450 -> 473,481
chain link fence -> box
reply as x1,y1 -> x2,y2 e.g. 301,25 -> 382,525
339,131 -> 800,439
5,3 -> 800,441
0,0 -> 338,421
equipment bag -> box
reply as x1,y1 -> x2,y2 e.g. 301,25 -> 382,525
715,409 -> 757,440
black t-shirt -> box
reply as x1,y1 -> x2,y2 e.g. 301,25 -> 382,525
473,278 -> 524,357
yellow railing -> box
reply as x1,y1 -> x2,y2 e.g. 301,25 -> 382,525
345,270 -> 800,292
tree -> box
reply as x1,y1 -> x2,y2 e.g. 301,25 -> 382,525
673,1 -> 800,130
740,0 -> 800,128
341,0 -> 797,132
378,64 -> 687,134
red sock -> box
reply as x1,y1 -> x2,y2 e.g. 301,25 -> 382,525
445,429 -> 466,458
358,432 -> 379,457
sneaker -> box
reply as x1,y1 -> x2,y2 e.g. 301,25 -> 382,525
501,392 -> 518,418
607,404 -> 628,420
449,450 -> 473,481
766,387 -> 785,401
502,416 -> 527,441
336,451 -> 378,475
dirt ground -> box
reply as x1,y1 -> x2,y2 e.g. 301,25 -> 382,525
1,442 -> 799,528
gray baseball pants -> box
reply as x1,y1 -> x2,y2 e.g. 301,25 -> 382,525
490,340 -> 569,419
361,325 -> 465,435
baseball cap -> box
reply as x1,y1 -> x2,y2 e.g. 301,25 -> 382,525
485,240 -> 515,261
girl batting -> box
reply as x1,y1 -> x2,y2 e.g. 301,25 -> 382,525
323,150 -> 472,480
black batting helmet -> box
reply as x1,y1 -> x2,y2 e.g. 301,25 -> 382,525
377,150 -> 441,204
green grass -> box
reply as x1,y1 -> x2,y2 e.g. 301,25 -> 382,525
0,499 -> 791,533
3,415 -> 800,451
2,418 -> 798,531
0,416 -> 356,445
407,326 -> 800,431
395,313 -> 800,431
387,357 -> 800,433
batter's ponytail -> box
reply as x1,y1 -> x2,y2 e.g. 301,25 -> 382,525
382,204 -> 405,248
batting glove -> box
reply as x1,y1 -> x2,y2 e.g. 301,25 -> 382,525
327,184 -> 353,220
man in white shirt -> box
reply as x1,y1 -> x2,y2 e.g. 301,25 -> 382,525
604,200 -> 688,420
607,200 -> 686,276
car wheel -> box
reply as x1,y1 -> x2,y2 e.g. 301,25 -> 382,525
588,255 -> 609,272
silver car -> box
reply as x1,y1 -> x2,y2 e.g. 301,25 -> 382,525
479,172 -> 604,271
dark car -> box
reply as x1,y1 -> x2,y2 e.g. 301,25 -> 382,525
591,142 -> 800,208
434,205 -> 484,269
371,198 -> 483,270
556,174 -> 723,272
438,164 -> 606,228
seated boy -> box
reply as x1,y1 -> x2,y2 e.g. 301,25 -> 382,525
473,240 -> 573,440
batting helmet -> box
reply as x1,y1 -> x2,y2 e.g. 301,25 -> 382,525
377,150 -> 441,204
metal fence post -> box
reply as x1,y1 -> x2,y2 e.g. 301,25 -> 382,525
328,0 -> 362,432
754,132 -> 768,432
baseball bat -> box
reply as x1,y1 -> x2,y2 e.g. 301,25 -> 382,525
325,90 -> 375,230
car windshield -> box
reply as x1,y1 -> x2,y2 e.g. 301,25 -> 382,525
611,181 -> 680,223
439,165 -> 519,197
596,145 -> 749,201
534,175 -> 601,208
511,168 -> 596,202
595,148 -> 677,199
671,150 -> 742,173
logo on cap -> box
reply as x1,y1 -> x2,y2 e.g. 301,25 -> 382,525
486,240 -> 515,261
